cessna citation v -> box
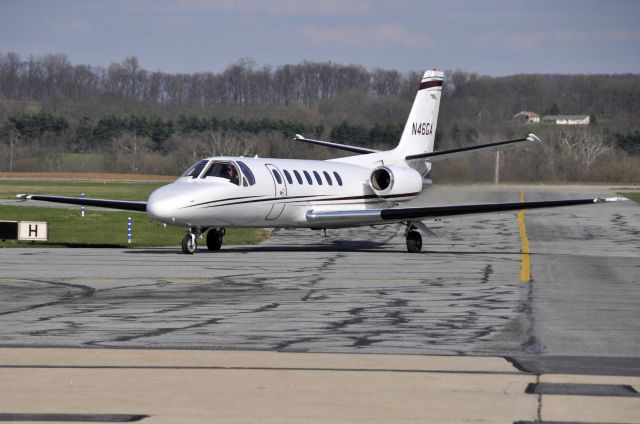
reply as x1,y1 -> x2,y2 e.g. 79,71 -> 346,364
18,69 -> 624,254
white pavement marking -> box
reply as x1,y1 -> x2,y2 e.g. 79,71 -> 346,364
0,348 -> 535,423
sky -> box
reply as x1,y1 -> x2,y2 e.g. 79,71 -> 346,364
1,0 -> 639,76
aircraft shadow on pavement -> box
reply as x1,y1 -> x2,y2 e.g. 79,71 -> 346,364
124,242 -> 527,255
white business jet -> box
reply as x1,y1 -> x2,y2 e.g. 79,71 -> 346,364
17,69 -> 624,254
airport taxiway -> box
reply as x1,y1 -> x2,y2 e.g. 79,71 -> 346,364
0,184 -> 639,422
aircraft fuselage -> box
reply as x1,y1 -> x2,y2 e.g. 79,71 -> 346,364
146,156 -> 416,229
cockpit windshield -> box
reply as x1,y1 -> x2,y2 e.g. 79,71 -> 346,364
181,160 -> 209,178
203,162 -> 240,185
181,159 -> 255,187
237,161 -> 256,186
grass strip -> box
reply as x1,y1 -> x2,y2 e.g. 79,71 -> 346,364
618,192 -> 640,204
0,179 -> 166,201
0,205 -> 267,248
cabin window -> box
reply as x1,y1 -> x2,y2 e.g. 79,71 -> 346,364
333,171 -> 343,186
272,169 -> 283,184
283,170 -> 293,184
303,170 -> 313,185
182,160 -> 208,178
323,171 -> 333,186
237,161 -> 256,186
313,171 -> 322,185
293,170 -> 303,184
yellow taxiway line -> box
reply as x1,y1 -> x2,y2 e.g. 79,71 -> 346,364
518,190 -> 532,283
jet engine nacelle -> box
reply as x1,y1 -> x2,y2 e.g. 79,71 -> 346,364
369,165 -> 422,200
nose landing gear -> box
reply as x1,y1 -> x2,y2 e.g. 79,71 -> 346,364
181,228 -> 200,254
181,227 -> 226,254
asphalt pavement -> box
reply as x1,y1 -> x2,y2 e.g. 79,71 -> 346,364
0,184 -> 638,422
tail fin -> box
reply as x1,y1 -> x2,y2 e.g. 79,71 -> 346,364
393,69 -> 444,159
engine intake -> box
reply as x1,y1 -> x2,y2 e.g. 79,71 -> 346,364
369,165 -> 422,200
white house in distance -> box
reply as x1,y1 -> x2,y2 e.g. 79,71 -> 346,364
542,114 -> 590,125
513,111 -> 540,123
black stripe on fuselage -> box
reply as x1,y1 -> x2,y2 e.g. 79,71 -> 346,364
181,195 -> 264,209
193,192 -> 419,209
200,194 -> 328,209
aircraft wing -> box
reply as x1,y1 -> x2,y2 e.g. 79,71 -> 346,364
306,197 -> 626,227
406,134 -> 541,162
16,194 -> 147,212
294,134 -> 379,154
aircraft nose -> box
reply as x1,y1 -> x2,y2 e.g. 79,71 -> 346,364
147,184 -> 180,223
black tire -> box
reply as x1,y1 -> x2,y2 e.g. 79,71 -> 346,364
406,231 -> 422,253
182,234 -> 197,254
206,229 -> 223,251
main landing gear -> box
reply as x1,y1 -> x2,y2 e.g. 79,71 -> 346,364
181,227 -> 225,254
405,223 -> 423,253
206,228 -> 225,251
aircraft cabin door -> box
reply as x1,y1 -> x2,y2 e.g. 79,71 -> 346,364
265,164 -> 287,220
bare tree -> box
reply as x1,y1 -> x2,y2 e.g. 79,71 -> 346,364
578,129 -> 612,172
195,131 -> 252,157
164,130 -> 254,172
111,131 -> 152,173
557,128 -> 612,175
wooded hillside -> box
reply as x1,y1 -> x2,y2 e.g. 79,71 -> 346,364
1,52 -> 639,182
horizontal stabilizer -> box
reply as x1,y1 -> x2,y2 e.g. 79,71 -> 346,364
406,133 -> 541,162
16,194 -> 147,212
294,134 -> 378,155
307,196 -> 625,227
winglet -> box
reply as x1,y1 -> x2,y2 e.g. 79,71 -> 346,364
16,194 -> 29,200
595,196 -> 628,203
526,133 -> 542,143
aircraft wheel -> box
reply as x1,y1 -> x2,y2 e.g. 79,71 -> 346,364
182,234 -> 197,254
206,228 -> 224,251
406,231 -> 422,253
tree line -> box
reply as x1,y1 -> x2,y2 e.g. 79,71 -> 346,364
3,109 -> 636,154
0,52 -> 638,181
3,111 -> 406,152
2,52 -> 638,118
0,53 -> 419,107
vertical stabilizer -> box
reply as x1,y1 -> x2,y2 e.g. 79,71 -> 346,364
394,69 -> 444,159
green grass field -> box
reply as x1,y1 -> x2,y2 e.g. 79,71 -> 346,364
0,205 -> 267,248
618,192 -> 640,203
0,179 -> 267,248
0,179 -> 166,201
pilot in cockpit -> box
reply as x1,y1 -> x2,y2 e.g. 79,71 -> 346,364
225,165 -> 239,185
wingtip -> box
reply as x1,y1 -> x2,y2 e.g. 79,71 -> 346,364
527,133 -> 542,143
595,196 -> 628,203
294,133 -> 304,140
16,194 -> 28,200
